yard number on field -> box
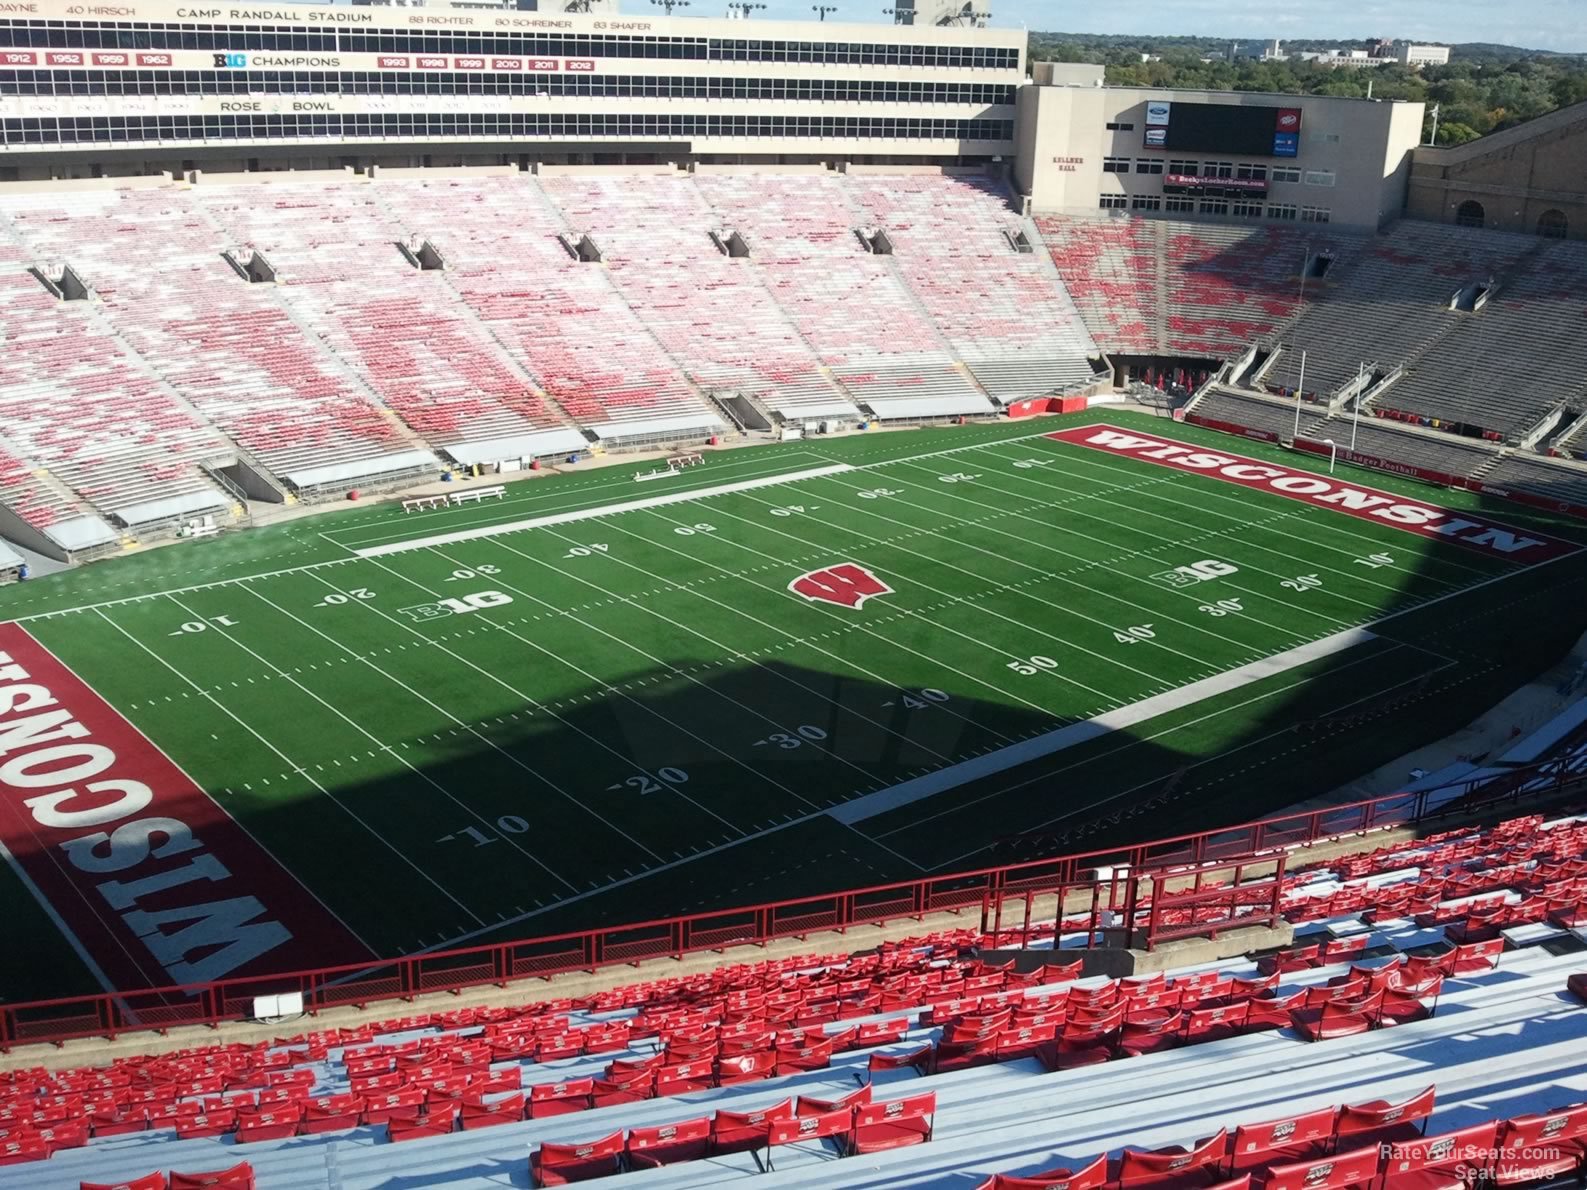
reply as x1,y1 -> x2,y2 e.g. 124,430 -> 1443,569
938,472 -> 979,484
754,724 -> 828,750
446,565 -> 501,582
883,688 -> 952,710
1282,574 -> 1324,593
1008,654 -> 1060,676
674,523 -> 717,536
1355,553 -> 1395,569
316,587 -> 375,608
1199,599 -> 1244,618
169,615 -> 238,636
436,815 -> 531,848
564,543 -> 609,559
1113,624 -> 1156,646
608,767 -> 690,795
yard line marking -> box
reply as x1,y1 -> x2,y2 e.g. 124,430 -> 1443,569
338,556 -> 738,849
1019,438 -> 1497,578
638,501 -> 1079,716
886,455 -> 1394,619
492,525 -> 964,764
415,541 -> 919,875
93,606 -> 474,927
711,487 -> 1205,697
353,464 -> 857,558
973,444 -> 1474,596
531,517 -> 999,755
239,584 -> 581,895
914,645 -> 1459,868
768,474 -> 1278,674
833,627 -> 1378,825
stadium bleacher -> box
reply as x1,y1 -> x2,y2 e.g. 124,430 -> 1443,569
1032,215 -> 1361,359
846,173 -> 1100,402
0,169 -> 1120,542
5,809 -> 1585,1190
196,183 -> 589,467
0,189 -> 436,498
694,171 -> 998,419
536,172 -> 861,425
1263,223 -> 1537,401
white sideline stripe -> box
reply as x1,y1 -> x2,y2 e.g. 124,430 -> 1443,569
828,626 -> 1378,826
352,464 -> 857,558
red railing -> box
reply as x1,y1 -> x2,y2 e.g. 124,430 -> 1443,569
0,748 -> 1579,1052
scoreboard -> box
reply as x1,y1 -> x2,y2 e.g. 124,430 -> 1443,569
1144,100 -> 1301,158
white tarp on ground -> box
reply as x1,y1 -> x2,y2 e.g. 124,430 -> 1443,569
0,538 -> 23,569
285,449 -> 440,490
442,430 -> 590,466
863,395 -> 998,419
355,463 -> 854,558
44,514 -> 119,553
111,488 -> 229,527
587,414 -> 725,441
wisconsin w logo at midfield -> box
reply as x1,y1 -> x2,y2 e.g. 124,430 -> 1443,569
788,563 -> 894,609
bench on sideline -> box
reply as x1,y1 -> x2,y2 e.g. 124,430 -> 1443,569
402,486 -> 506,514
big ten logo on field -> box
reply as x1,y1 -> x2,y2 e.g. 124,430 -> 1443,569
1151,559 -> 1239,589
399,591 -> 513,622
788,563 -> 893,610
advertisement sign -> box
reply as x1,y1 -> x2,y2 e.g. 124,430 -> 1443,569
1145,100 -> 1171,125
1272,132 -> 1299,157
1144,128 -> 1167,147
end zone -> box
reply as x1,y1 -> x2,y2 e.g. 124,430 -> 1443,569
1049,424 -> 1580,565
0,623 -> 372,991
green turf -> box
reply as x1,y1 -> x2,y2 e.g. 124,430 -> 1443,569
5,409 -> 1587,1002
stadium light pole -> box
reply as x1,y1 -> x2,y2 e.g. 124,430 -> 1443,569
1351,361 -> 1363,452
1292,348 -> 1306,440
813,4 -> 838,19
728,1 -> 766,13
652,0 -> 691,12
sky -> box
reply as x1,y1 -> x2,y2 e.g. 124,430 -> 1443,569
741,0 -> 1586,53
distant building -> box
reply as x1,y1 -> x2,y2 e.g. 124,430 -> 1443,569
1397,43 -> 1452,67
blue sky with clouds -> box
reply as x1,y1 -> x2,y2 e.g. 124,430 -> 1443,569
735,0 -> 1584,53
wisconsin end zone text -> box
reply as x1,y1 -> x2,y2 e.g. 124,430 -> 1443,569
1050,425 -> 1579,564
0,623 -> 369,992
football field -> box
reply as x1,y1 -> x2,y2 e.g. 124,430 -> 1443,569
3,411 -> 1586,1002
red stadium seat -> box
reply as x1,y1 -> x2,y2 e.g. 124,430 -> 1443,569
531,1132 -> 625,1187
1336,1086 -> 1436,1150
169,1165 -> 255,1190
301,1094 -> 365,1134
388,1100 -> 458,1143
80,1176 -> 167,1190
765,1107 -> 853,1169
1259,1144 -> 1381,1190
1494,1105 -> 1587,1184
1566,973 -> 1587,1004
867,1043 -> 934,1081
974,1152 -> 1109,1190
712,1099 -> 794,1154
852,1092 -> 936,1154
1111,1129 -> 1229,1190
1381,1121 -> 1502,1190
626,1116 -> 711,1168
234,1102 -> 302,1144
461,1092 -> 525,1129
529,1078 -> 595,1118
797,1083 -> 870,1117
1227,1105 -> 1339,1174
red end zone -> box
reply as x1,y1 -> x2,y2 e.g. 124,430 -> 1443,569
0,622 -> 372,992
1048,424 -> 1581,565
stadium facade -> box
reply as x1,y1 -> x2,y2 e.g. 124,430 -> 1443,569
0,0 -> 1426,236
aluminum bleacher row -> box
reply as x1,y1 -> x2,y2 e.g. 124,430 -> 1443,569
1031,214 -> 1363,359
6,810 -> 1586,1189
1263,223 -> 1538,402
846,173 -> 1100,403
0,171 -> 1100,540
